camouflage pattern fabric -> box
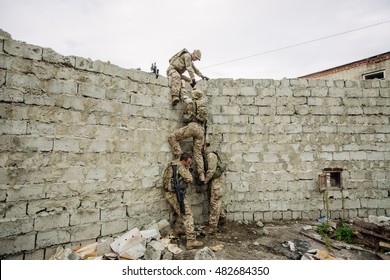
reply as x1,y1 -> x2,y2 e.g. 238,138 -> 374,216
205,152 -> 226,227
162,159 -> 193,191
168,52 -> 203,80
168,122 -> 205,178
166,66 -> 181,99
164,191 -> 196,240
166,50 -> 203,101
162,159 -> 196,240
208,176 -> 225,227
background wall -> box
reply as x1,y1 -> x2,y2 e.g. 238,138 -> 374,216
299,52 -> 390,80
0,34 -> 389,259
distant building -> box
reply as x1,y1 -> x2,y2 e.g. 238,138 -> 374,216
299,51 -> 390,80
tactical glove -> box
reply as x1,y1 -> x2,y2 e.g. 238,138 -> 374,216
202,76 -> 209,81
190,79 -> 196,88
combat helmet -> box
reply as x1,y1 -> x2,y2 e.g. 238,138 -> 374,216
193,49 -> 202,60
192,89 -> 203,100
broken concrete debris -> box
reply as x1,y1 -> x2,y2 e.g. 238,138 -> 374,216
47,217 -> 389,260
301,249 -> 344,260
48,219 -> 216,260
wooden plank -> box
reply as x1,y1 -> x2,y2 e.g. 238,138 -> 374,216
376,253 -> 390,260
353,225 -> 390,242
300,231 -> 342,250
379,241 -> 390,249
353,220 -> 390,236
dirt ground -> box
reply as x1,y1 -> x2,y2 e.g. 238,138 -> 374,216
173,220 -> 384,260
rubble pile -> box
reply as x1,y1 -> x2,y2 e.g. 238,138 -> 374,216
352,215 -> 390,259
49,219 -> 217,260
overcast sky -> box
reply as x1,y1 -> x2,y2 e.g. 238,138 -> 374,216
1,0 -> 390,80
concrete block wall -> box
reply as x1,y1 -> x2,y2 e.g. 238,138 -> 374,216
0,35 -> 198,259
198,78 -> 390,224
0,34 -> 389,259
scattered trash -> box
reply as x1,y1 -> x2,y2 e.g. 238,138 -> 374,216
302,225 -> 313,231
301,249 -> 344,260
160,238 -> 171,248
256,221 -> 264,228
167,243 -> 183,254
74,242 -> 98,259
209,244 -> 224,252
316,216 -> 328,223
287,241 -> 295,251
195,247 -> 216,260
282,241 -> 295,251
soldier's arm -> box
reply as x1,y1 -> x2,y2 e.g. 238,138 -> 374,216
179,164 -> 193,184
204,153 -> 217,184
192,64 -> 203,78
184,53 -> 196,80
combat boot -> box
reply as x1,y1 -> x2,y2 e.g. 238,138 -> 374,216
218,217 -> 227,226
172,96 -> 180,107
202,226 -> 217,235
171,228 -> 185,238
186,239 -> 203,250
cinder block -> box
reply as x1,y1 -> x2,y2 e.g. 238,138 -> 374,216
42,48 -> 76,67
0,234 -> 36,255
34,212 -> 70,231
0,119 -> 27,135
36,230 -> 71,249
4,40 -> 42,60
70,224 -> 101,242
24,248 -> 45,260
0,217 -> 34,238
79,83 -> 106,99
70,209 -> 100,226
45,79 -> 78,95
101,219 -> 128,236
6,72 -> 40,89
101,207 -> 127,222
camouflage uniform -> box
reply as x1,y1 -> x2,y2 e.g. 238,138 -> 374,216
168,90 -> 207,182
162,158 -> 197,240
166,49 -> 204,103
204,152 -> 226,228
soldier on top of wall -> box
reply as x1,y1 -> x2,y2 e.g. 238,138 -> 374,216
166,48 -> 209,107
168,89 -> 208,184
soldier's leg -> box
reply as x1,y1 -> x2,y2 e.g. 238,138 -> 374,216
165,192 -> 196,238
168,127 -> 186,157
182,199 -> 196,240
164,192 -> 185,234
193,127 -> 205,182
168,69 -> 181,106
219,202 -> 227,219
180,86 -> 192,104
168,124 -> 198,157
209,177 -> 224,227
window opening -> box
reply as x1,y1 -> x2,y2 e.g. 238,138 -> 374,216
363,70 -> 385,80
317,168 -> 342,192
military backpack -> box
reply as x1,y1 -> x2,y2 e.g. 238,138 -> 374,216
211,152 -> 227,179
182,99 -> 207,124
169,48 -> 189,64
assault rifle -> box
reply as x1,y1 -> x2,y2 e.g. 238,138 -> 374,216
171,164 -> 186,214
150,62 -> 159,78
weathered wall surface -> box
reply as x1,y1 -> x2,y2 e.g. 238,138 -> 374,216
203,78 -> 390,223
0,34 -> 389,259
